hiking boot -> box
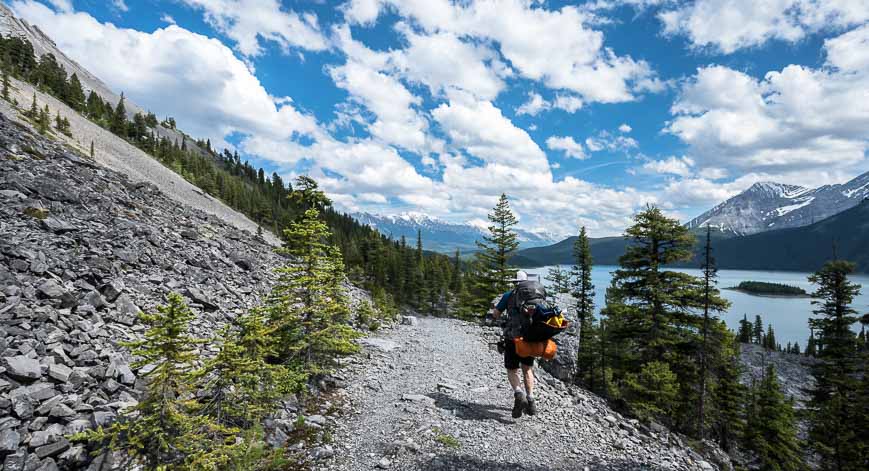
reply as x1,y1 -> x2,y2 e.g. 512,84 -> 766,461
525,397 -> 537,416
512,391 -> 527,418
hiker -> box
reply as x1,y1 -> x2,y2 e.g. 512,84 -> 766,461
491,270 -> 539,418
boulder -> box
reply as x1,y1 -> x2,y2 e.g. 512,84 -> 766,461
3,356 -> 42,381
401,315 -> 418,326
183,287 -> 218,310
36,280 -> 65,299
0,429 -> 20,452
40,217 -> 76,234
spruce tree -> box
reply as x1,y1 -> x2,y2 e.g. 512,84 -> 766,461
67,73 -> 85,111
76,294 -> 216,469
711,325 -> 745,452
738,314 -> 753,343
744,365 -> 804,471
605,207 -> 728,429
470,193 -> 519,314
572,226 -> 597,390
764,324 -> 777,350
37,104 -> 49,134
2,68 -> 9,102
807,260 -> 863,470
90,140 -> 95,158
28,91 -> 37,117
111,92 -> 127,136
698,225 -> 730,438
544,265 -> 571,297
754,315 -> 765,345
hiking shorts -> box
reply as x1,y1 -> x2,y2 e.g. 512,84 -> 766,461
504,338 -> 534,369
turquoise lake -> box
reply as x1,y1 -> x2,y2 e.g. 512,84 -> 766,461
532,265 -> 869,348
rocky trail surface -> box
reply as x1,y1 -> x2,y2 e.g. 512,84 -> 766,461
325,317 -> 719,471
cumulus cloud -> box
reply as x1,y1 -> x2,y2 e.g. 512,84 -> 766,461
641,156 -> 694,177
667,29 -> 869,179
112,0 -> 129,13
546,136 -> 587,160
178,0 -> 329,56
618,123 -> 632,133
347,0 -> 662,105
585,130 -> 639,153
160,14 -> 177,24
659,0 -> 869,54
516,92 -> 584,116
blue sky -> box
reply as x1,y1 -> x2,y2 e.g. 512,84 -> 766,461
13,0 -> 869,238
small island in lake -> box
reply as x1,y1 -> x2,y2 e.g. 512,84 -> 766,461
726,281 -> 810,297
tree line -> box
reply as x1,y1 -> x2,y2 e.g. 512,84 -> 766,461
0,33 -> 462,315
471,195 -> 869,470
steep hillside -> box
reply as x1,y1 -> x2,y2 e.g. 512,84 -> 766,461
0,111 -> 285,469
353,212 -> 556,253
0,3 -> 206,154
712,198 -> 869,272
686,175 -> 869,236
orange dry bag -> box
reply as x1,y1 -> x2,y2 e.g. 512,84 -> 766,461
514,337 -> 557,360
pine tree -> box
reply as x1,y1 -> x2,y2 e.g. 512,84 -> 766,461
807,260 -> 863,470
806,331 -> 818,357
37,104 -> 49,134
544,265 -> 571,297
754,315 -> 765,345
605,207 -> 728,429
469,193 -> 519,314
265,180 -> 360,385
28,92 -> 37,117
90,140 -> 95,158
698,225 -> 730,438
572,226 -> 597,390
764,324 -> 777,350
67,73 -> 85,111
75,293 -> 217,469
111,92 -> 127,136
711,326 -> 745,452
744,365 -> 804,471
2,68 -> 10,102
738,314 -> 753,343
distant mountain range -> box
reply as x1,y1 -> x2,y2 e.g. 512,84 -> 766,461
351,212 -> 557,253
513,174 -> 869,273
686,172 -> 869,235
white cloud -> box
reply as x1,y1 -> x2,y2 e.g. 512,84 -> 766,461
641,156 -> 693,177
585,130 -> 639,153
667,29 -> 869,177
516,92 -> 583,116
112,0 -> 129,12
47,0 -> 71,13
178,0 -> 329,56
659,0 -> 869,54
160,14 -> 176,25
390,27 -> 506,100
546,136 -> 587,160
618,123 -> 632,133
516,92 -> 549,116
353,0 -> 662,104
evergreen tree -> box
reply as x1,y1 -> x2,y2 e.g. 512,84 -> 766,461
764,324 -> 777,351
711,327 -> 745,452
807,260 -> 863,470
67,72 -> 85,111
2,68 -> 9,102
697,225 -> 728,437
744,365 -> 804,471
754,315 -> 765,345
37,104 -> 49,134
807,331 -> 818,357
90,140 -> 95,158
738,314 -> 753,343
75,294 -> 218,469
111,92 -> 127,135
605,207 -> 728,430
28,91 -> 37,117
265,181 -> 360,386
469,193 -> 519,314
572,226 -> 597,390
544,265 -> 571,297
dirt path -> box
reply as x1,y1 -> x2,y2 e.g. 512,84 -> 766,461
324,317 -> 714,471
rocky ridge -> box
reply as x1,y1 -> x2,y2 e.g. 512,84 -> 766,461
0,111 -> 285,470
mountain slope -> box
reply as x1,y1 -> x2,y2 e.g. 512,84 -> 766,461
711,198 -> 869,272
513,200 -> 869,272
352,212 -> 556,253
686,174 -> 869,236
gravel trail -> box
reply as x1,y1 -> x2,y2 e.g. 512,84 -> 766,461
326,317 -> 715,471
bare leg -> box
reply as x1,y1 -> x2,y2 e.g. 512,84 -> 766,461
521,364 -> 535,397
507,368 -> 522,391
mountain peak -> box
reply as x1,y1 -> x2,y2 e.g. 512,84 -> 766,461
744,181 -> 809,198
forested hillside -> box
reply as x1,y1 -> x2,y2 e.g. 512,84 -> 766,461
0,32 -> 462,314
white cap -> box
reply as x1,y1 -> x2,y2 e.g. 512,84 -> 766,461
510,270 -> 528,282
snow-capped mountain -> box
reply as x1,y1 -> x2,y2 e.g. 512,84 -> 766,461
687,172 -> 869,235
351,212 -> 558,253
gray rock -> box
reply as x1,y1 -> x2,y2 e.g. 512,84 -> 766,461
48,404 -> 75,419
0,428 -> 20,452
40,217 -> 76,234
35,438 -> 70,459
183,287 -> 218,310
3,449 -> 26,471
401,315 -> 418,326
3,356 -> 42,381
48,363 -> 72,383
99,280 -> 124,303
36,280 -> 65,299
12,395 -> 33,419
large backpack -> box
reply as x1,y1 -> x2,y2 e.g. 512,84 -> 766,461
510,280 -> 568,342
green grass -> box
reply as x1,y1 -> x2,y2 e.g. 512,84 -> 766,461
433,429 -> 461,449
